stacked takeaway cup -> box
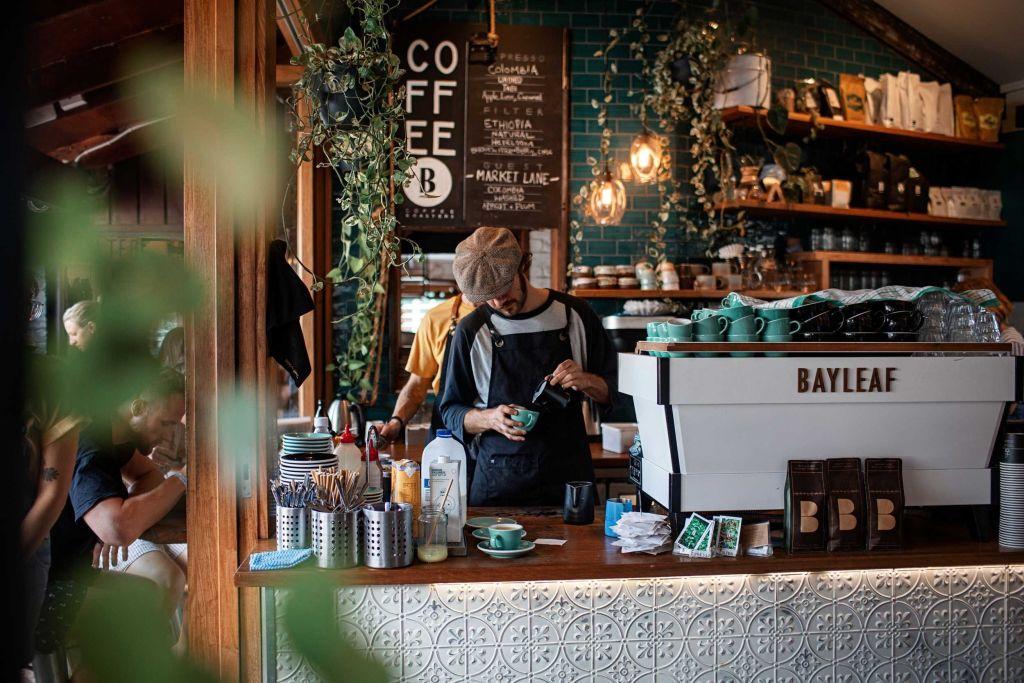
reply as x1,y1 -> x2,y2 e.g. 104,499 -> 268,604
999,433 -> 1024,549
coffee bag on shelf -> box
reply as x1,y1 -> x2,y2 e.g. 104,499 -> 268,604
839,74 -> 867,122
954,95 -> 979,139
858,150 -> 888,209
825,458 -> 866,551
785,460 -> 827,552
865,458 -> 905,550
886,153 -> 910,212
908,167 -> 930,214
974,97 -> 1004,142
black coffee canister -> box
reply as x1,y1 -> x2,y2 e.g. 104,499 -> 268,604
563,481 -> 595,524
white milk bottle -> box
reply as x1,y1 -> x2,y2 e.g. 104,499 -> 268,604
420,429 -> 467,531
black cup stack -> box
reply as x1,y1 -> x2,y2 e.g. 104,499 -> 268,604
999,433 -> 1024,549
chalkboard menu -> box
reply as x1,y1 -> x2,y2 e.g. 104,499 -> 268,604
394,23 -> 567,231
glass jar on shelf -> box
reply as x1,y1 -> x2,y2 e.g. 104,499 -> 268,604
809,227 -> 823,251
858,228 -> 871,252
884,241 -> 897,255
417,505 -> 448,563
822,226 -> 836,251
840,226 -> 856,251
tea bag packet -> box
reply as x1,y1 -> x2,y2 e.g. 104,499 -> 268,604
673,513 -> 712,556
825,459 -> 866,551
865,458 -> 905,550
942,187 -> 961,218
713,515 -> 743,557
928,187 -> 947,216
690,519 -> 715,559
985,190 -> 1003,221
839,74 -> 867,122
974,97 -> 1004,142
785,460 -> 827,552
954,95 -> 979,139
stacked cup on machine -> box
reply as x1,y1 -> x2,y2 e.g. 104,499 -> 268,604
999,433 -> 1024,549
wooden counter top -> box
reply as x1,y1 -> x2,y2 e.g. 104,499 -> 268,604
235,508 -> 1024,588
386,440 -> 629,468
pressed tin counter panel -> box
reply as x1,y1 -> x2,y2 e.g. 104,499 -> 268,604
268,564 -> 1024,682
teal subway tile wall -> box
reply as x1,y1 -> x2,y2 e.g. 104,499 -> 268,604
332,0 -> 922,398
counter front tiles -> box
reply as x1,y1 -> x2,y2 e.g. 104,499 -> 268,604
245,511 -> 1024,682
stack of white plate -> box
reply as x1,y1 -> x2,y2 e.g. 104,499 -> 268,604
281,432 -> 333,455
999,434 -> 1024,549
279,453 -> 337,484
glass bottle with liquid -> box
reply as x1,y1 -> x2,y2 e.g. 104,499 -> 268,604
417,505 -> 448,563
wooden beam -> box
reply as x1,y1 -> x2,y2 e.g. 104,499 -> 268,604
28,0 -> 183,71
819,0 -> 999,97
183,0 -> 240,676
26,23 -> 183,107
55,116 -> 174,168
234,0 -> 276,680
275,0 -> 323,57
275,63 -> 302,87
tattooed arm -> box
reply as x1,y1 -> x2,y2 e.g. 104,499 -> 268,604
20,427 -> 79,556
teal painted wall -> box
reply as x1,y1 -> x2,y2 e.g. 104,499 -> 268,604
333,0 -> 930,405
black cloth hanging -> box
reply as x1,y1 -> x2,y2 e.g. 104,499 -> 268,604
266,239 -> 314,386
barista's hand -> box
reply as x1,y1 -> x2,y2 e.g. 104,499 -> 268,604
548,359 -> 595,393
487,405 -> 527,442
379,418 -> 402,443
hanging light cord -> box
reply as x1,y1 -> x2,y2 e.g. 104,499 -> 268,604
71,116 -> 172,166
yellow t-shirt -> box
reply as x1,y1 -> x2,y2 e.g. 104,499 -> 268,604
406,296 -> 475,394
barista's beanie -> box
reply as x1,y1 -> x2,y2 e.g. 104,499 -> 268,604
452,227 -> 523,303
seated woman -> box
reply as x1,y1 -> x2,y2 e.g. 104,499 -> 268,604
62,300 -> 98,351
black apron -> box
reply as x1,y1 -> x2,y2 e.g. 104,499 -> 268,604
469,306 -> 593,506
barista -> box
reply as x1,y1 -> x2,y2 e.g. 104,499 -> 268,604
378,293 -> 475,443
438,227 -> 617,506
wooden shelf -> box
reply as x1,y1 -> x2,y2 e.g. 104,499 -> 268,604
717,199 -> 1006,227
720,105 -> 1005,151
793,251 -> 993,269
569,288 -> 805,300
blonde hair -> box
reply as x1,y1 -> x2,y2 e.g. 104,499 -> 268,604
63,300 -> 98,328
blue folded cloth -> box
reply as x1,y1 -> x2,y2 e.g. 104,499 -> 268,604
250,548 -> 312,571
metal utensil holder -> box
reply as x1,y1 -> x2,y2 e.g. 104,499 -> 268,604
362,502 -> 414,569
276,505 -> 309,550
311,508 -> 362,568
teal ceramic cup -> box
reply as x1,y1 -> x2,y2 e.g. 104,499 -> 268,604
694,332 -> 723,358
690,308 -> 714,321
764,318 -> 801,335
665,320 -> 692,340
646,322 -> 660,338
720,292 -> 745,308
726,315 -> 765,336
716,304 -> 753,321
510,406 -> 539,432
756,307 -> 791,322
488,523 -> 525,549
763,333 -> 792,358
726,333 -> 758,357
693,315 -> 728,335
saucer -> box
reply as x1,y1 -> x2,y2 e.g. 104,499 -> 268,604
466,516 -> 516,529
472,528 -> 527,541
477,540 -> 536,559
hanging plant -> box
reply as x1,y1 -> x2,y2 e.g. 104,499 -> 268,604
289,0 -> 416,402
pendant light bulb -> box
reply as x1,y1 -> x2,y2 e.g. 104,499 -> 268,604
589,166 -> 627,226
629,129 -> 663,184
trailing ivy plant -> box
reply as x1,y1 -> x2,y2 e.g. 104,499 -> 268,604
289,0 -> 415,402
